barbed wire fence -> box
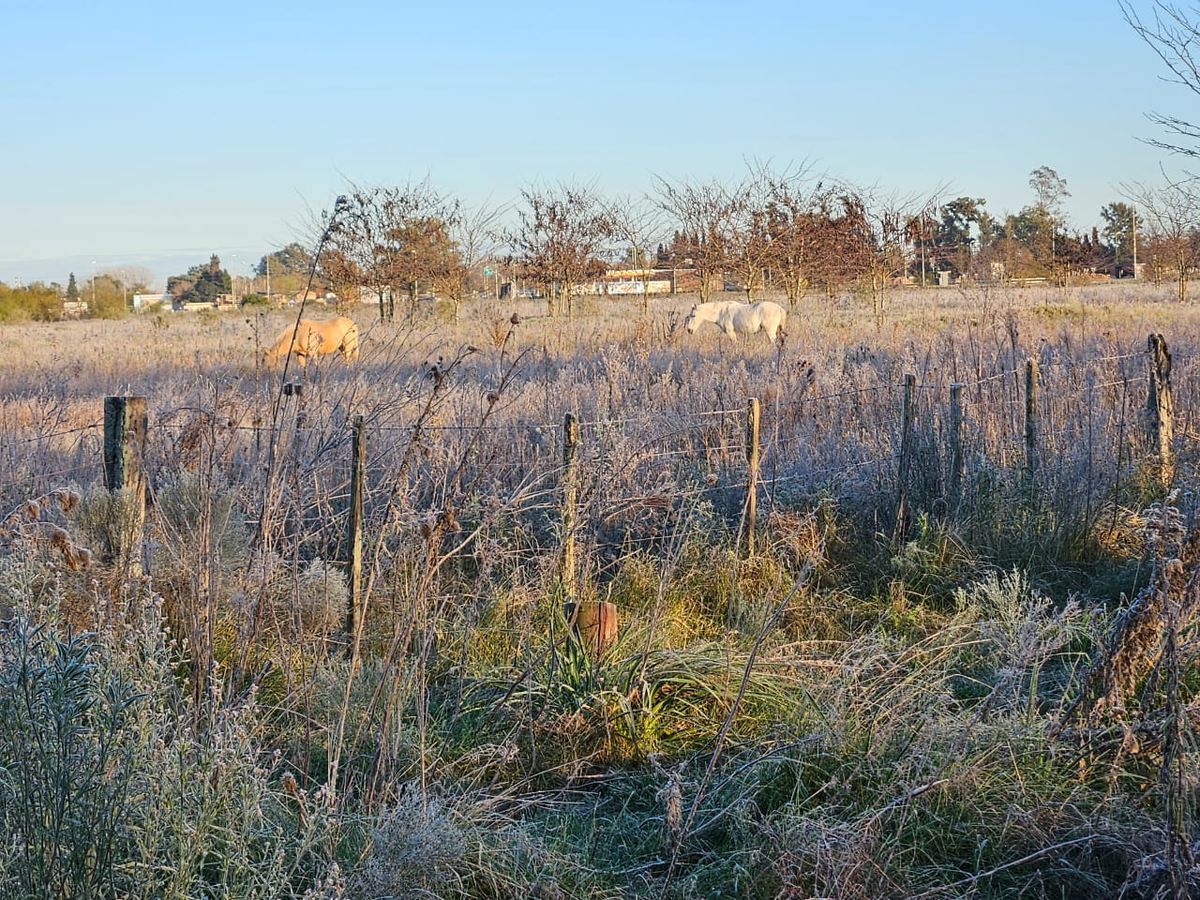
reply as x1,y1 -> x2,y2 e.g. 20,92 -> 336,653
0,336 -> 1179,601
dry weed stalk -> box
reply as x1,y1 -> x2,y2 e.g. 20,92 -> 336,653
329,344 -> 530,807
650,754 -> 685,857
1064,495 -> 1200,726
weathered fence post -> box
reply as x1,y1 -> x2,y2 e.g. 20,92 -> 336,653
744,397 -> 761,557
564,599 -> 619,658
103,395 -> 148,573
344,414 -> 365,639
1024,358 -> 1039,484
895,374 -> 916,540
1147,333 -> 1174,486
948,382 -> 965,512
560,412 -> 580,599
555,413 -> 620,657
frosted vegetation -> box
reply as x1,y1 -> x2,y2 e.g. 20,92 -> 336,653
0,282 -> 1198,897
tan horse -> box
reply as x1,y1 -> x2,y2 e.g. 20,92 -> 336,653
263,317 -> 359,367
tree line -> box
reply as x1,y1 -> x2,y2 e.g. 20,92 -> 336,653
3,165 -> 1198,324
8,2 -> 1200,323
294,164 -> 1200,324
0,269 -> 152,322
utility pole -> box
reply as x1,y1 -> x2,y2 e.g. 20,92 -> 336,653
1132,205 -> 1139,277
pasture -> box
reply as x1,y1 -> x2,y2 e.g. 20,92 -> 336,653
2,282 -> 1200,898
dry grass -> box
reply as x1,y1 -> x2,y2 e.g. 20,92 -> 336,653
1,281 -> 1199,897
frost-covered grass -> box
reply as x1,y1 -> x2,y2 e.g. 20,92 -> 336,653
0,281 -> 1198,897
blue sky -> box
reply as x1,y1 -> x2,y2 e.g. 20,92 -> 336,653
1,0 -> 1191,287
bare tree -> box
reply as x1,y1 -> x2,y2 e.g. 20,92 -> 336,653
322,178 -> 460,322
842,185 -> 931,324
754,162 -> 828,304
607,194 -> 667,314
1123,175 -> 1200,301
506,183 -> 614,319
431,200 -> 506,321
723,172 -> 774,302
904,203 -> 940,287
802,191 -> 869,298
1117,2 -> 1200,302
1122,1 -> 1200,159
653,176 -> 741,304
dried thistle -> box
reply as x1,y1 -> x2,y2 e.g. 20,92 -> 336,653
2,516 -> 93,572
45,524 -> 71,554
652,755 -> 685,856
62,545 -> 92,572
2,489 -> 84,544
50,489 -> 80,515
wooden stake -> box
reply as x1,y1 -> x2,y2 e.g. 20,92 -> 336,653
560,412 -> 580,598
564,600 -> 619,657
103,396 -> 147,493
744,398 -> 760,557
1025,358 -> 1038,483
1147,333 -> 1174,486
949,382 -> 964,512
895,374 -> 916,539
103,396 -> 147,574
345,414 -> 365,638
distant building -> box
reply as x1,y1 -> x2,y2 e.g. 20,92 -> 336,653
602,269 -> 673,295
294,289 -> 337,305
132,293 -> 167,311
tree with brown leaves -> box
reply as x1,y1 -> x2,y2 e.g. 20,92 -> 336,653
506,183 -> 614,319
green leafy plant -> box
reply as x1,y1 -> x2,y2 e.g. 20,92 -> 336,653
0,617 -> 141,900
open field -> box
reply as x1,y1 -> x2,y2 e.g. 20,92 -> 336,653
2,281 -> 1200,898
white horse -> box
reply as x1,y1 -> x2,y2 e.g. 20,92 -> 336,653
684,300 -> 788,343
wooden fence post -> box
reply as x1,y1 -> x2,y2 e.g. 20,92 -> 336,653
895,374 -> 916,539
560,412 -> 580,599
103,395 -> 148,573
949,382 -> 965,512
344,414 -> 365,639
564,599 -> 619,658
744,397 -> 760,557
1024,358 -> 1039,484
1147,333 -> 1174,486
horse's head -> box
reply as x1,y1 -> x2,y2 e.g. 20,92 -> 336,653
684,305 -> 699,334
